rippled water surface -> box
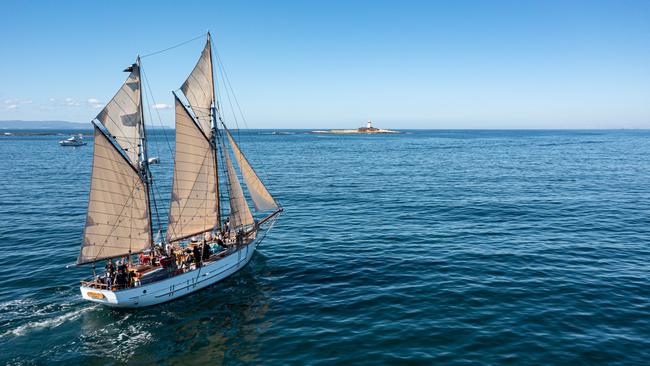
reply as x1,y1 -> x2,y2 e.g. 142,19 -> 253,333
1,129 -> 649,365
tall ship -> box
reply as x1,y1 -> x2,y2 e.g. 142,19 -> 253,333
77,33 -> 282,308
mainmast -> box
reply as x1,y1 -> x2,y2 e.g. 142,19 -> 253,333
166,34 -> 220,243
165,32 -> 281,243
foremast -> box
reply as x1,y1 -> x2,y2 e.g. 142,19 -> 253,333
136,56 -> 156,250
77,57 -> 154,265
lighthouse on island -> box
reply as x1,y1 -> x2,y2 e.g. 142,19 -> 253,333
358,120 -> 379,133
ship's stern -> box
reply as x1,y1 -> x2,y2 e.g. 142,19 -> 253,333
80,286 -> 119,306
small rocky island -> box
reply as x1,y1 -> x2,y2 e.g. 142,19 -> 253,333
312,120 -> 400,134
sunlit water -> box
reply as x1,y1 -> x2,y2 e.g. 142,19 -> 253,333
0,129 -> 649,365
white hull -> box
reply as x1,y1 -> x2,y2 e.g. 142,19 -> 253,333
59,141 -> 86,146
80,240 -> 259,308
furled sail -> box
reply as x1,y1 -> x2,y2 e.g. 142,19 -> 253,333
225,129 -> 278,211
223,143 -> 255,229
166,97 -> 219,242
180,36 -> 214,136
95,62 -> 142,165
78,126 -> 151,264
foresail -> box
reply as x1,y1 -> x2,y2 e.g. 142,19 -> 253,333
166,98 -> 218,242
225,129 -> 278,211
78,126 -> 151,264
95,62 -> 142,166
180,37 -> 214,137
223,143 -> 255,230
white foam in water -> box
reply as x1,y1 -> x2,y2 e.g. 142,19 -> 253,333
79,318 -> 156,362
0,298 -> 34,312
3,305 -> 96,337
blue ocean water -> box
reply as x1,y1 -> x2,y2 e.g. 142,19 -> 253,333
0,129 -> 649,365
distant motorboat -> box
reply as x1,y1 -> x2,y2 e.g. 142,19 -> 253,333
59,134 -> 87,146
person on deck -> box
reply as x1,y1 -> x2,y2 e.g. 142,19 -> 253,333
105,270 -> 113,290
217,234 -> 226,248
202,241 -> 211,260
184,252 -> 194,270
224,217 -> 230,233
236,229 -> 244,246
193,245 -> 202,267
105,260 -> 115,278
117,259 -> 127,273
126,269 -> 133,287
139,252 -> 151,265
115,269 -> 127,289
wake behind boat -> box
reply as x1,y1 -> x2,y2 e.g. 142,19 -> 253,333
77,33 -> 282,308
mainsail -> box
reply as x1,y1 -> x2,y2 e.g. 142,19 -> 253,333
180,36 -> 214,136
78,126 -> 151,264
95,62 -> 142,165
167,32 -> 278,239
166,97 -> 218,242
223,142 -> 255,229
225,129 -> 278,211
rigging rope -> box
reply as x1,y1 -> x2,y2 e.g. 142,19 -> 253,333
140,71 -> 163,234
213,51 -> 279,206
141,68 -> 174,157
141,33 -> 206,58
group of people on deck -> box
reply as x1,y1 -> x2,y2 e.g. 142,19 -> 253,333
93,217 -> 249,290
101,258 -> 133,290
172,240 -> 213,271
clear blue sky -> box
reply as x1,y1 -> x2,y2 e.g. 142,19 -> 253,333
1,0 -> 649,129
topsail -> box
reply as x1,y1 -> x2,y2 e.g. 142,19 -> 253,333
180,36 -> 214,136
95,62 -> 143,166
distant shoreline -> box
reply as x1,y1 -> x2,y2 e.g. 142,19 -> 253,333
1,132 -> 92,137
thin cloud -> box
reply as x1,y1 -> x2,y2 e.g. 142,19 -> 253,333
4,98 -> 32,105
87,98 -> 104,109
151,103 -> 171,110
4,98 -> 32,109
59,97 -> 80,107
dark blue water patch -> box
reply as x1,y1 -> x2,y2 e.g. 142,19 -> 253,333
1,130 -> 650,364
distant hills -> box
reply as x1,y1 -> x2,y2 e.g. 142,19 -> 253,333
0,120 -> 90,129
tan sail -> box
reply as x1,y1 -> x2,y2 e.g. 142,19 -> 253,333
180,36 -> 214,136
225,129 -> 278,211
78,126 -> 151,264
223,142 -> 255,229
95,62 -> 142,165
166,97 -> 218,242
